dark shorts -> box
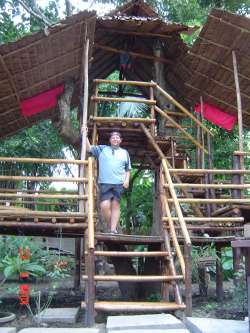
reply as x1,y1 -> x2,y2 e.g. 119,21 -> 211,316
99,184 -> 125,202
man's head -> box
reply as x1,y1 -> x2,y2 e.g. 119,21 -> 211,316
109,131 -> 122,148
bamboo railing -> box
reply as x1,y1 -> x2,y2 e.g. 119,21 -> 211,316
0,156 -> 91,226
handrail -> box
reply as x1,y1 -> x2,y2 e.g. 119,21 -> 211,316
161,159 -> 191,245
234,151 -> 250,156
155,106 -> 208,154
168,168 -> 250,174
0,157 -> 88,164
160,168 -> 186,276
153,81 -> 213,137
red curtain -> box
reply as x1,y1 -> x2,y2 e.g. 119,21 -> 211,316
21,84 -> 64,117
195,102 -> 236,131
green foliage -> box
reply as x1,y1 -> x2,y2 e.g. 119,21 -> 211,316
191,244 -> 217,283
121,169 -> 154,234
0,236 -> 73,282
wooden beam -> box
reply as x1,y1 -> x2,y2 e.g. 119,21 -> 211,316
94,43 -> 172,64
100,27 -> 173,39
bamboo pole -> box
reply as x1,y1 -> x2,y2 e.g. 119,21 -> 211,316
88,157 -> 94,249
162,160 -> 191,245
155,106 -> 208,154
168,168 -> 250,174
232,51 -> 243,152
91,116 -> 155,124
150,86 -> 155,135
82,275 -> 183,282
92,83 -> 98,144
234,151 -> 250,156
184,244 -> 192,316
94,79 -> 156,87
0,157 -> 87,164
0,176 -> 87,183
100,28 -> 173,39
164,183 -> 250,189
91,96 -> 156,105
0,221 -> 87,228
93,251 -> 169,257
162,229 -> 182,304
0,193 -> 86,199
0,210 -> 87,217
162,217 -> 244,223
94,44 -> 172,64
160,170 -> 186,275
153,82 -> 213,136
166,198 -> 250,204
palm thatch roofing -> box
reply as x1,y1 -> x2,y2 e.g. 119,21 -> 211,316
0,10 -> 96,138
171,9 -> 250,127
1,0 -> 250,140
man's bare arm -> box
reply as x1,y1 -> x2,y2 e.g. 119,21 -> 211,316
123,171 -> 130,189
82,127 -> 92,152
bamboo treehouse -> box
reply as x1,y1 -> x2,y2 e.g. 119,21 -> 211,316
0,0 -> 250,327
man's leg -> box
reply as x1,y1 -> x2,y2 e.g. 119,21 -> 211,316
110,199 -> 120,232
100,199 -> 112,230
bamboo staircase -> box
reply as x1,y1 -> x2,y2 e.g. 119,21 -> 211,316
82,79 -> 246,326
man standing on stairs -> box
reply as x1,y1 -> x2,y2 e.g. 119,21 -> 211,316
86,131 -> 131,233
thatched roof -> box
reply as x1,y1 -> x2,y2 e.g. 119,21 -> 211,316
90,0 -> 188,89
0,10 -> 96,138
1,0 -> 250,140
172,9 -> 250,127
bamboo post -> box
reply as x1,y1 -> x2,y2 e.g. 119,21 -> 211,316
207,132 -> 216,213
232,51 -> 243,153
76,37 -> 90,290
232,154 -> 242,199
150,86 -> 155,135
88,157 -> 95,249
216,244 -> 224,301
196,112 -> 201,168
92,83 -> 98,145
233,247 -> 242,286
200,96 -> 211,216
184,243 -> 192,316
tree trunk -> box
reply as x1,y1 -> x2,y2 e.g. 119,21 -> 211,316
52,81 -> 81,150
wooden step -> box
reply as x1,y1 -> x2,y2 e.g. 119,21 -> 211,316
94,251 -> 169,257
94,79 -> 156,87
90,116 -> 156,124
82,275 -> 183,282
91,96 -> 156,105
82,301 -> 186,312
95,233 -> 164,244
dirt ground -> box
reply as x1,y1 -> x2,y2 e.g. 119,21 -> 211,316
0,278 -> 247,332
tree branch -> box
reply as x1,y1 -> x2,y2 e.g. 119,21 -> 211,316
65,0 -> 73,17
17,0 -> 53,26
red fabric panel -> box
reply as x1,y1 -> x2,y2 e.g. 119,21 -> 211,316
195,102 -> 236,131
20,85 -> 64,117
